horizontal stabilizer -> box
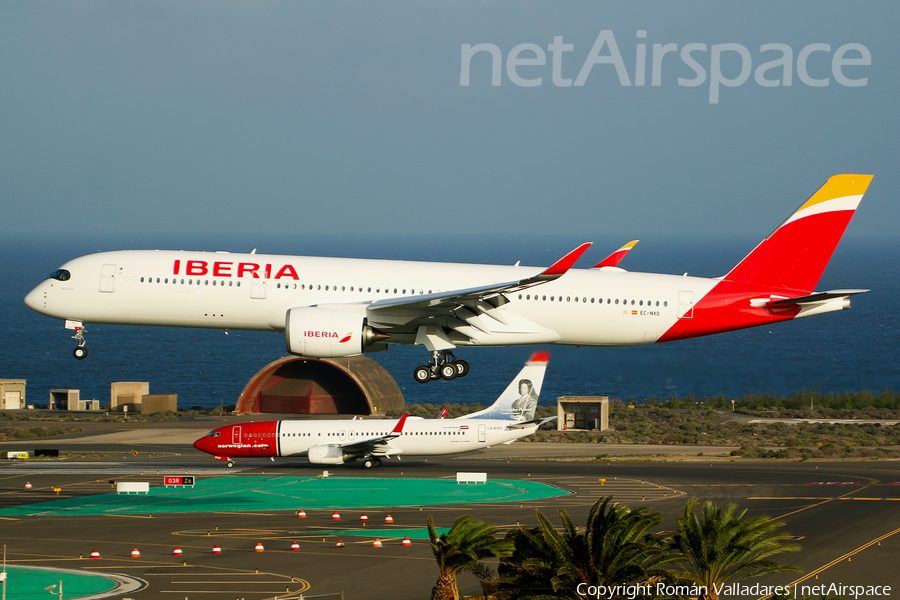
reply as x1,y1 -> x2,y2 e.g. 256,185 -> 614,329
506,416 -> 557,430
765,289 -> 869,306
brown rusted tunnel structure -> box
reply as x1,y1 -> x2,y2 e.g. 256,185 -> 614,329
235,356 -> 405,415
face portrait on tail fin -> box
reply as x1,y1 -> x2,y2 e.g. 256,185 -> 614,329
511,379 -> 538,421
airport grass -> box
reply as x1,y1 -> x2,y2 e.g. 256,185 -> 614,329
0,425 -> 82,441
389,394 -> 900,459
0,406 -> 230,423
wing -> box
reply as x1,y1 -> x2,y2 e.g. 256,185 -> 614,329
333,413 -> 408,457
592,240 -> 638,269
367,243 -> 592,314
361,243 -> 591,350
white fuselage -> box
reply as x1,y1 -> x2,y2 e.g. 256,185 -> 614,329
25,249 -> 716,347
278,418 -> 533,457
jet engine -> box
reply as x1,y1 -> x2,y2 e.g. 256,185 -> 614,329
307,444 -> 355,465
284,307 -> 388,358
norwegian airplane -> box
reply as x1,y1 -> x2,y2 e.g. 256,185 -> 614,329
192,352 -> 553,468
24,174 -> 871,383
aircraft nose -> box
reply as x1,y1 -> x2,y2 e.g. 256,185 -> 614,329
24,286 -> 43,312
193,436 -> 210,453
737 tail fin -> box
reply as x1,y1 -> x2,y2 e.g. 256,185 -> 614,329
724,174 -> 872,293
459,352 -> 548,422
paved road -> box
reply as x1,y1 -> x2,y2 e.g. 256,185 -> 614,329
0,427 -> 897,599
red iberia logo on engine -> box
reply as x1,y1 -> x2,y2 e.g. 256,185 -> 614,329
303,331 -> 353,342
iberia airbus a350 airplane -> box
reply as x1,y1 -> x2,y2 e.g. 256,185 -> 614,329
193,353 -> 552,468
24,175 -> 871,383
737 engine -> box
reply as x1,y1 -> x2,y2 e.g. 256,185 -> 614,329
307,444 -> 355,465
284,307 -> 388,358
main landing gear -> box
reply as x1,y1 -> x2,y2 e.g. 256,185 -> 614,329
413,350 -> 470,384
361,457 -> 382,468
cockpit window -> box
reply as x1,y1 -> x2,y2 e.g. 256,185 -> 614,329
208,431 -> 221,437
48,269 -> 70,281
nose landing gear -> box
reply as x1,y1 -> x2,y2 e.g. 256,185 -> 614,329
68,321 -> 88,360
414,350 -> 469,383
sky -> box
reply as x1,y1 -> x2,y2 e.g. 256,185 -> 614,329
1,1 -> 897,243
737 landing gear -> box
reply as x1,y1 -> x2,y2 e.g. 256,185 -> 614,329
362,457 -> 382,468
413,350 -> 470,383
71,325 -> 88,360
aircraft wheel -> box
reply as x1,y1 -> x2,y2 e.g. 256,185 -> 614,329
226,461 -> 235,468
440,363 -> 457,380
73,347 -> 88,360
362,458 -> 375,468
414,366 -> 432,384
454,360 -> 470,378
372,458 -> 382,467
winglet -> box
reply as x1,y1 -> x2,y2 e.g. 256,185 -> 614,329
543,242 -> 592,276
520,243 -> 592,285
592,240 -> 639,269
391,413 -> 408,434
437,408 -> 448,419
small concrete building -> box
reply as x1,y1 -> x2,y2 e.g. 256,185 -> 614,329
140,394 -> 177,414
0,380 -> 26,410
111,382 -> 150,412
49,389 -> 79,410
557,396 -> 609,431
50,390 -> 100,411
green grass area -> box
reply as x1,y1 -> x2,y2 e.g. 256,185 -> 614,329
0,476 -> 566,517
313,528 -> 448,540
0,565 -> 118,599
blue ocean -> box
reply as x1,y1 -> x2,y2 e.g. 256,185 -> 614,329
3,234 -> 898,409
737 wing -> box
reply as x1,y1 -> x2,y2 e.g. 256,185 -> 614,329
332,413 -> 408,458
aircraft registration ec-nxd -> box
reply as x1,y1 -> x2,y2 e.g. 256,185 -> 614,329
25,174 -> 872,382
193,352 -> 552,468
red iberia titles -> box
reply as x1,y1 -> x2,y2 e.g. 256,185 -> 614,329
173,260 -> 300,280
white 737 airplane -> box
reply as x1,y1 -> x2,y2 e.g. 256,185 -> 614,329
192,352 -> 553,468
24,174 -> 871,383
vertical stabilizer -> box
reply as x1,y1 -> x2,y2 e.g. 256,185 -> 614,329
459,352 -> 549,422
724,174 -> 872,293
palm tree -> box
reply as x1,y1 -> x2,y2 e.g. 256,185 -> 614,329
428,514 -> 514,600
500,496 -> 679,599
672,499 -> 801,600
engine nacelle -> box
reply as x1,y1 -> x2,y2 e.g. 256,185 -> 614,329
285,307 -> 387,358
307,444 -> 355,465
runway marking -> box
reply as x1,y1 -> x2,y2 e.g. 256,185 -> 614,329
748,497 -> 836,500
759,525 -> 900,600
170,580 -> 295,584
771,483 -> 872,520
